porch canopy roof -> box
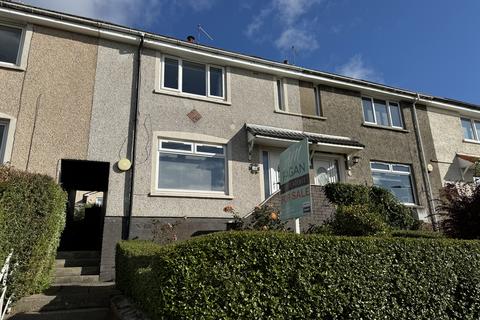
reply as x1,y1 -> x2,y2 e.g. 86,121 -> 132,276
457,153 -> 480,169
246,123 -> 365,158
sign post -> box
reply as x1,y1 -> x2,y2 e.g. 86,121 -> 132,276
279,139 -> 311,234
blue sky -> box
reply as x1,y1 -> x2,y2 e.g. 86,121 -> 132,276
27,0 -> 480,104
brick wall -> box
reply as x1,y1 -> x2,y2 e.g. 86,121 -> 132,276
263,185 -> 336,232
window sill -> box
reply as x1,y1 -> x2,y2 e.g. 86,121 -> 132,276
153,88 -> 231,105
463,139 -> 480,145
0,62 -> 25,72
274,110 -> 326,120
149,191 -> 234,199
362,123 -> 409,133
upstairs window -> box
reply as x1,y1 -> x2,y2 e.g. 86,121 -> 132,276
275,78 -> 285,111
161,55 -> 225,99
362,97 -> 403,128
461,118 -> 480,141
299,81 -> 322,117
0,24 -> 23,65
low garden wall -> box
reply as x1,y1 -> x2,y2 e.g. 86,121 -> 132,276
117,232 -> 480,319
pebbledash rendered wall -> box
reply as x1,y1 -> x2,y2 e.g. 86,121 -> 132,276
0,25 -> 98,177
87,38 -> 138,280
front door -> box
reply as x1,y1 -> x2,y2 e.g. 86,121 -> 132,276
313,157 -> 339,186
262,150 -> 281,198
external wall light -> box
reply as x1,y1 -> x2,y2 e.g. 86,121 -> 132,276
249,163 -> 260,174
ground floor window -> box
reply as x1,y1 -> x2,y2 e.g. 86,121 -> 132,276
0,120 -> 10,163
157,139 -> 227,193
370,161 -> 415,204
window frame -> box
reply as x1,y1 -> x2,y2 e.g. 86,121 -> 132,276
461,117 -> 480,142
160,54 -> 225,100
313,85 -> 322,117
274,77 -> 286,111
0,120 -> 9,163
370,161 -> 416,205
0,21 -> 28,69
156,138 -> 228,195
361,96 -> 404,129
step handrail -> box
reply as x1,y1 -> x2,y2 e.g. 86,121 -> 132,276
0,251 -> 14,320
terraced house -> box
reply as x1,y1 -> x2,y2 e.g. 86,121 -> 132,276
1,1 -> 478,280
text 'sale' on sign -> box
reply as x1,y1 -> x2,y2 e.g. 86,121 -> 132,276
279,139 -> 311,220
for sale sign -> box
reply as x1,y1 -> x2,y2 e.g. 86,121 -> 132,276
279,139 -> 311,220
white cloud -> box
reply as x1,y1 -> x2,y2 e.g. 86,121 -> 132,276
275,27 -> 319,52
246,0 -> 323,55
273,0 -> 322,26
27,0 -> 215,26
336,54 -> 383,83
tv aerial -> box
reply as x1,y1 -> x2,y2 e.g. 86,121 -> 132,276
197,24 -> 214,43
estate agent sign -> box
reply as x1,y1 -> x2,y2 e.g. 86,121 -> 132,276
279,139 -> 311,220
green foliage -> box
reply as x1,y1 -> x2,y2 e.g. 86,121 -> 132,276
324,183 -> 416,230
437,183 -> 480,239
116,240 -> 165,297
0,166 -> 66,300
389,230 -> 445,239
226,205 -> 288,231
329,204 -> 388,236
117,232 -> 480,320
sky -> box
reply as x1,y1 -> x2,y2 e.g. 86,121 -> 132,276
25,0 -> 480,104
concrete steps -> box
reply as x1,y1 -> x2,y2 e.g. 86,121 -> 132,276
8,251 -> 118,320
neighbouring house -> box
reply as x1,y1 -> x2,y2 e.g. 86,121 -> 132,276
0,1 -> 477,280
426,106 -> 480,197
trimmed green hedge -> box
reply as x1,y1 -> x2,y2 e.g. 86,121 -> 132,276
0,166 -> 66,300
117,232 -> 480,319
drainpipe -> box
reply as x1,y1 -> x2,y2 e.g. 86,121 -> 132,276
125,34 -> 144,240
411,93 -> 437,229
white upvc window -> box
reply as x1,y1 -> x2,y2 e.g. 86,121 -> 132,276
275,78 -> 286,111
461,117 -> 480,142
362,97 -> 403,128
161,55 -> 225,99
370,161 -> 415,205
156,139 -> 227,194
0,21 -> 31,70
0,120 -> 9,163
314,85 -> 322,117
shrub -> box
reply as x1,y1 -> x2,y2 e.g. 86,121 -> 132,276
226,204 -> 288,231
324,183 -> 416,230
437,183 -> 480,239
0,166 -> 66,300
117,232 -> 480,320
329,204 -> 388,236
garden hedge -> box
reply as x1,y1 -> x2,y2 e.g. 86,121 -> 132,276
0,166 -> 66,300
117,232 -> 480,320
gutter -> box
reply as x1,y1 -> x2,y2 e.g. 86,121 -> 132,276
411,94 -> 437,228
1,1 -> 480,114
124,34 -> 144,240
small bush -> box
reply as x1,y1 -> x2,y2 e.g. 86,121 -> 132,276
117,232 -> 480,319
0,166 -> 66,300
226,204 -> 288,231
437,183 -> 480,239
329,204 -> 387,236
324,183 -> 416,230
